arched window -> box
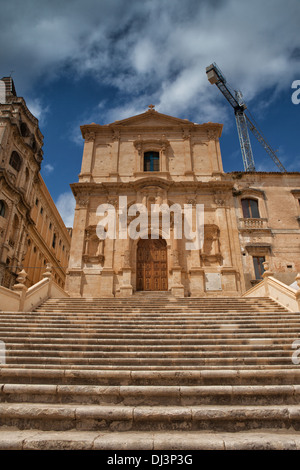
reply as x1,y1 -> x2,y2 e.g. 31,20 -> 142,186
241,198 -> 260,218
9,151 -> 22,172
0,200 -> 7,218
144,151 -> 159,172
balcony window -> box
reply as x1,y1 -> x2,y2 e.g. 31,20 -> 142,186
241,198 -> 260,218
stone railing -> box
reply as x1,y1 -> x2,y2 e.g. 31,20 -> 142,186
239,218 -> 268,230
243,262 -> 300,312
0,264 -> 69,313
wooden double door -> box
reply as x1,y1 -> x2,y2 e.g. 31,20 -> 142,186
136,239 -> 168,291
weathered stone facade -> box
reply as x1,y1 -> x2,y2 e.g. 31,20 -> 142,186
0,77 -> 71,288
65,106 -> 300,298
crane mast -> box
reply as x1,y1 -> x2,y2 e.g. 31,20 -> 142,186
206,63 -> 286,172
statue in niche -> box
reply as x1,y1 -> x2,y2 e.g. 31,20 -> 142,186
83,227 -> 104,264
200,224 -> 222,266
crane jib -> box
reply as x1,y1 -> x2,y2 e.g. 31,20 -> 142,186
206,63 -> 286,172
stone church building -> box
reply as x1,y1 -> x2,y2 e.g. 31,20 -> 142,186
66,106 -> 300,298
0,77 -> 71,289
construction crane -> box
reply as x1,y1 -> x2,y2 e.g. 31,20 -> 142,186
206,63 -> 286,172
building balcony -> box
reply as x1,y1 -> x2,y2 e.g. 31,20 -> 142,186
238,218 -> 270,232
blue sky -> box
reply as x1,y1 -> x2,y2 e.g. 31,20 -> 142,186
1,0 -> 300,227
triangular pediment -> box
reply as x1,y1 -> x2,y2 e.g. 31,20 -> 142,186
110,109 -> 195,128
80,109 -> 223,139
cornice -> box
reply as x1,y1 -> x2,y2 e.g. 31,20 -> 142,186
80,111 -> 223,140
70,178 -> 234,196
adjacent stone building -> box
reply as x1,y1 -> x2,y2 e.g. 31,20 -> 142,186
0,77 -> 71,288
66,106 -> 300,297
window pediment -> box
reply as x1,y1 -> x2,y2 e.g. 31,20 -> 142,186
133,138 -> 169,154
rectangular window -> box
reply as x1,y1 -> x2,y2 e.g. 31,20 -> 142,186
144,151 -> 159,172
253,256 -> 265,280
242,199 -> 260,218
52,233 -> 56,249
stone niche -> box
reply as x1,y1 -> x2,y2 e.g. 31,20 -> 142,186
82,225 -> 104,266
200,224 -> 222,266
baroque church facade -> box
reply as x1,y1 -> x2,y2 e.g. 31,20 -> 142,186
66,106 -> 300,298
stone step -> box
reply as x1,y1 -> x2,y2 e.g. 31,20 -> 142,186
0,333 -> 298,342
1,383 -> 300,406
2,311 -> 294,318
0,402 -> 299,433
2,342 -> 298,352
2,428 -> 300,450
2,336 -> 298,344
2,367 -> 300,385
3,347 -> 297,358
1,428 -> 300,450
0,295 -> 299,449
35,303 -> 286,312
2,358 -> 296,369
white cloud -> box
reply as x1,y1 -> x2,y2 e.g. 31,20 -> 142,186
26,98 -> 50,126
43,163 -> 54,174
2,0 -> 299,125
55,192 -> 76,228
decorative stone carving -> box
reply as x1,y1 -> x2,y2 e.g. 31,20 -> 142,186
206,129 -> 218,141
107,197 -> 118,207
214,192 -> 226,206
186,198 -> 197,206
112,130 -> 120,141
85,132 -> 95,142
77,197 -> 89,208
182,128 -> 191,140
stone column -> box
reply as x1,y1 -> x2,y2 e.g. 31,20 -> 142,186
79,132 -> 95,181
183,130 -> 193,176
66,196 -> 89,297
171,229 -> 184,297
119,248 -> 133,297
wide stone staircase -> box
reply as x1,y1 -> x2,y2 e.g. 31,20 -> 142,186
0,294 -> 300,450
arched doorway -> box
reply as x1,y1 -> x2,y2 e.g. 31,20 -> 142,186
136,238 -> 168,291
